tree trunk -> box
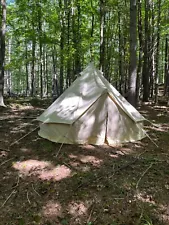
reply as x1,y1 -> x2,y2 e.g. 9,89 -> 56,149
142,0 -> 150,102
99,0 -> 105,72
25,43 -> 29,96
52,46 -> 59,98
164,37 -> 169,96
0,0 -> 6,106
59,0 -> 64,94
38,1 -> 43,99
118,9 -> 123,94
90,0 -> 94,60
128,0 -> 137,107
136,0 -> 143,102
154,0 -> 161,104
31,39 -> 36,97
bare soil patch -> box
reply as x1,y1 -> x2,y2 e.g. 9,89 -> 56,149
0,99 -> 169,225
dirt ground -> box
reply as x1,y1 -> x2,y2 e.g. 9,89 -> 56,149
0,99 -> 169,225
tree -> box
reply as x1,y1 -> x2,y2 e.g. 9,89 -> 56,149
0,0 -> 6,106
128,0 -> 137,106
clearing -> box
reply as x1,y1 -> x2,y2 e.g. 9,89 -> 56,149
0,99 -> 169,225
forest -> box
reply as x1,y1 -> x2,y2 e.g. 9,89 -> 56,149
0,0 -> 169,225
0,0 -> 169,106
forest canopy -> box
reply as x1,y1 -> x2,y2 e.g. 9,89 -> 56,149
1,0 -> 169,105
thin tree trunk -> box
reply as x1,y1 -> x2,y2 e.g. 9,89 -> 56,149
136,0 -> 143,102
90,0 -> 94,60
52,46 -> 59,98
118,9 -> 123,94
154,0 -> 161,104
0,0 -> 6,106
31,39 -> 36,97
99,0 -> 105,72
38,1 -> 43,99
164,37 -> 169,96
25,43 -> 29,96
66,0 -> 71,88
128,0 -> 137,106
45,51 -> 49,97
142,0 -> 150,102
59,0 -> 64,94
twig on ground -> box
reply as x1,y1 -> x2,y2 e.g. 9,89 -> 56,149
0,158 -> 14,167
76,150 -> 147,191
87,203 -> 95,224
27,191 -> 31,204
32,184 -> 41,197
12,176 -> 20,189
9,126 -> 39,147
136,163 -> 153,190
1,190 -> 16,208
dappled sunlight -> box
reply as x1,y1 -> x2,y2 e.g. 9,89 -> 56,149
134,192 -> 155,205
13,160 -> 72,181
68,201 -> 88,216
69,161 -> 91,172
68,153 -> 103,167
80,155 -> 103,167
13,160 -> 52,176
42,201 -> 62,218
134,192 -> 169,223
9,104 -> 34,111
158,204 -> 169,224
39,165 -> 71,181
145,124 -> 169,133
109,153 -> 119,158
20,147 -> 32,153
115,147 -> 134,156
81,145 -> 97,150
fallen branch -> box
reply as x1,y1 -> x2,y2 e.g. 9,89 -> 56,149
0,158 -> 14,167
1,190 -> 16,208
75,150 -> 147,191
87,203 -> 95,224
32,184 -> 40,197
9,126 -> 39,147
27,191 -> 31,204
12,176 -> 20,189
136,163 -> 153,190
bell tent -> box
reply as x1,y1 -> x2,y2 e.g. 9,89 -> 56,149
37,63 -> 146,145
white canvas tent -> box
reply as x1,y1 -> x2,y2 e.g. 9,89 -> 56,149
37,63 -> 146,145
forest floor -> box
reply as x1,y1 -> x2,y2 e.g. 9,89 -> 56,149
0,98 -> 169,225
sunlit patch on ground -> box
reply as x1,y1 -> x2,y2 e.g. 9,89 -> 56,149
42,201 -> 62,218
79,155 -> 103,166
20,147 -> 31,153
109,153 -> 119,158
13,159 -> 52,176
39,165 -> 71,181
13,159 -> 72,181
134,192 -> 156,205
68,201 -> 88,216
68,154 -> 103,167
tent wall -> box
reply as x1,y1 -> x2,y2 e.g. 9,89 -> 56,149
38,94 -> 108,145
106,96 -> 145,145
38,93 -> 145,145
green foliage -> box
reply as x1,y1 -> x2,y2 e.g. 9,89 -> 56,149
4,0 -> 169,97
